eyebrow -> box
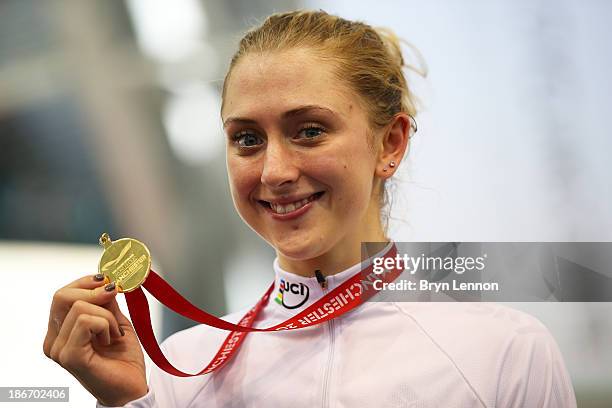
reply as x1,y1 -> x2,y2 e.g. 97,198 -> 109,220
222,105 -> 336,129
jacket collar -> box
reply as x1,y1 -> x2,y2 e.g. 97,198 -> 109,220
271,241 -> 395,315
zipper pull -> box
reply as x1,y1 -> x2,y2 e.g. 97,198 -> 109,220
315,269 -> 327,289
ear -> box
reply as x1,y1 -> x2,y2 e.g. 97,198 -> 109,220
375,113 -> 411,178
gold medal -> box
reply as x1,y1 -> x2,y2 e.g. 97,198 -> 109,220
98,232 -> 151,292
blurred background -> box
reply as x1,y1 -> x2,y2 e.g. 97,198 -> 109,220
0,0 -> 610,406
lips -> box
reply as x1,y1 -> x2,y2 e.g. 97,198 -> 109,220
258,191 -> 325,215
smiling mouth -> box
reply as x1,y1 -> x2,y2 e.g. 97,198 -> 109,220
258,191 -> 325,215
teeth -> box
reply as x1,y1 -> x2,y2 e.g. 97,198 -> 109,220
270,194 -> 318,214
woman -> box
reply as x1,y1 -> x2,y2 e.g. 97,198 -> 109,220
44,10 -> 577,407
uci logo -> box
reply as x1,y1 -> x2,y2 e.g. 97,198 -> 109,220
275,278 -> 309,309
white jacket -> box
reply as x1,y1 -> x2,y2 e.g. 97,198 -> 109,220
100,245 -> 577,408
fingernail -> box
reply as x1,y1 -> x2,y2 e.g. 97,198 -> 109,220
93,273 -> 105,281
119,326 -> 125,336
104,282 -> 116,292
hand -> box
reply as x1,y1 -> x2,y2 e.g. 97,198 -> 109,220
43,274 -> 148,406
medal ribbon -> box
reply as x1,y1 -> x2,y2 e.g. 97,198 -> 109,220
125,243 -> 402,377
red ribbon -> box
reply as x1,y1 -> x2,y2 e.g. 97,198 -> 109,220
125,243 -> 401,376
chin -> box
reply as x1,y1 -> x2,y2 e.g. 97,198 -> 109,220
272,235 -> 325,261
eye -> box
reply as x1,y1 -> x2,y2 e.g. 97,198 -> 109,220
296,124 -> 325,140
231,130 -> 263,148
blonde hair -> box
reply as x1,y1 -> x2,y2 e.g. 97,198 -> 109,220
221,9 -> 427,234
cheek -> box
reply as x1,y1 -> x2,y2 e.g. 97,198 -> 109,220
227,157 -> 260,205
300,148 -> 373,209
339,146 -> 378,209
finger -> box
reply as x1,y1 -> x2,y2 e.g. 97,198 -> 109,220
45,282 -> 119,358
64,274 -> 109,290
105,297 -> 132,326
52,281 -> 119,317
67,299 -> 122,339
58,314 -> 110,370
50,280 -> 118,328
50,298 -> 122,361
103,297 -> 135,337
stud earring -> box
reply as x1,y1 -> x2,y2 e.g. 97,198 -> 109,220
389,161 -> 396,168
383,166 -> 388,172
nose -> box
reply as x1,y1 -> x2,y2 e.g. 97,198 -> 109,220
260,138 -> 299,189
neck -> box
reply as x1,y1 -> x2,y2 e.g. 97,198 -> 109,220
277,212 -> 389,278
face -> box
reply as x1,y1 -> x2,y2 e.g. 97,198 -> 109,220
222,48 -> 382,261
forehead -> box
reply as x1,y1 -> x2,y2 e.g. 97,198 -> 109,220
222,48 -> 360,121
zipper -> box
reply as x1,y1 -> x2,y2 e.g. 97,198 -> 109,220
322,315 -> 335,408
317,270 -> 335,408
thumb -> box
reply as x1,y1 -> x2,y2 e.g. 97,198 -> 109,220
105,296 -> 133,327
